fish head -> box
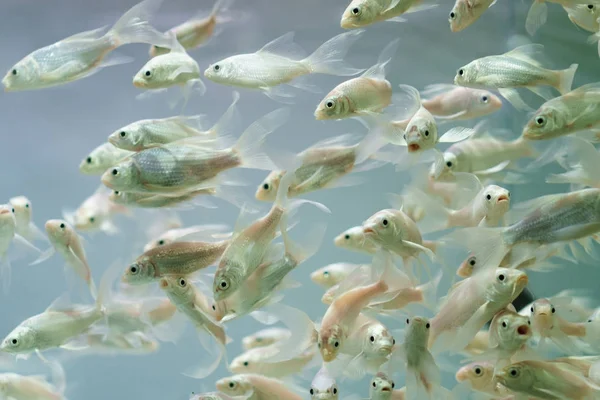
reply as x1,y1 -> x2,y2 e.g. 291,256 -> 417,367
143,236 -> 171,252
311,365 -> 338,400
531,298 -> 555,332
449,0 -> 482,32
340,0 -> 377,29
229,353 -> 254,374
212,264 -> 241,301
455,362 -> 495,391
204,58 -> 237,84
318,327 -> 342,362
363,209 -> 398,242
310,264 -> 346,288
457,254 -> 478,278
454,61 -> 478,87
8,196 -> 31,227
314,93 -> 350,120
71,206 -> 102,232
0,326 -> 35,354
212,298 -> 235,322
567,4 -> 599,31
404,116 -> 437,153
100,160 -> 136,191
133,58 -> 165,89
334,226 -> 369,251
108,124 -> 143,152
122,258 -> 155,285
469,89 -> 503,116
0,204 -> 16,226
159,276 -> 193,303
496,363 -> 535,393
109,190 -> 127,205
487,268 -> 528,303
481,185 -> 511,219
148,43 -> 170,58
365,323 -> 394,357
44,219 -> 71,245
370,372 -> 395,398
522,106 -> 563,140
215,375 -> 251,396
2,57 -> 37,92
404,316 -> 430,345
493,311 -> 532,348
255,171 -> 283,202
79,146 -> 109,175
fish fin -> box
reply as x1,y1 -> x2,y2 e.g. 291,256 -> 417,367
27,221 -> 48,242
361,39 -> 399,80
99,220 -> 119,236
405,3 -> 439,14
438,127 -> 476,143
60,342 -> 90,351
444,226 -> 507,270
150,311 -> 188,344
261,85 -> 297,104
281,218 -> 327,266
233,108 -> 290,170
355,125 -> 390,164
405,188 -> 450,233
504,44 -> 545,66
64,26 -> 109,41
249,310 -> 279,325
527,85 -> 554,101
525,1 -> 548,36
210,0 -> 237,18
10,234 -> 40,262
475,160 -> 511,176
304,30 -> 365,76
385,16 -> 407,22
97,52 -> 135,69
29,246 -> 55,266
108,0 -> 171,48
557,63 -> 578,95
182,329 -> 224,379
180,79 -> 207,111
256,31 -> 307,58
418,269 -> 442,311
498,88 -> 533,111
212,185 -> 253,210
382,0 -> 403,12
285,74 -> 322,93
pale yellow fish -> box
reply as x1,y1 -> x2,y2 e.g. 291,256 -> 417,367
230,345 -> 315,378
204,31 -> 364,101
216,374 -> 304,399
565,3 -> 600,33
370,372 -> 405,400
242,327 -> 291,351
310,262 -> 365,289
310,365 -> 339,400
449,0 -> 497,32
341,0 -> 438,29
546,137 -> 600,189
455,361 -> 512,398
314,40 -> 398,120
481,306 -> 533,365
143,223 -> 230,252
2,0 -> 171,91
0,361 -> 65,400
421,84 -> 502,120
63,185 -> 129,235
79,143 -> 133,176
8,196 -> 44,242
527,297 -> 586,353
334,226 -> 378,255
526,0 -> 592,36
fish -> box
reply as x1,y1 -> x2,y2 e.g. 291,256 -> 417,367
159,275 -> 227,378
454,44 -> 578,110
551,355 -> 600,377
314,39 -> 398,120
310,263 -> 365,289
122,238 -> 230,286
63,185 -> 129,235
310,365 -> 340,399
428,267 -> 528,352
455,361 -> 512,398
204,30 -> 364,102
143,223 -> 230,252
420,84 -> 502,121
230,344 -> 315,378
2,0 -> 171,91
215,374 -> 304,399
526,0 -> 593,36
8,196 -> 45,242
334,226 -> 378,254
79,143 -> 133,176
565,3 -> 600,33
340,0 -> 438,29
522,82 -> 600,140
0,360 -> 66,400
547,137 -> 600,188
242,327 -> 292,351
255,132 -> 386,202
448,0 -> 497,32
110,189 -> 216,208
369,372 -> 405,400
33,219 -> 97,299
71,331 -> 160,356
497,360 -> 600,399
149,0 -> 237,57
190,392 -> 249,400
101,108 -> 289,195
109,92 -> 239,152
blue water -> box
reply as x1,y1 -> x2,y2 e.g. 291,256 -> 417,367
1,0 -> 599,399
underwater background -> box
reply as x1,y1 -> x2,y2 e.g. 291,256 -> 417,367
1,0 -> 599,398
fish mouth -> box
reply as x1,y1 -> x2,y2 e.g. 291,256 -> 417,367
408,143 -> 420,152
363,227 -> 375,236
517,324 -> 529,335
517,274 -> 529,286
497,195 -> 509,202
381,386 -> 392,392
0,209 -> 9,215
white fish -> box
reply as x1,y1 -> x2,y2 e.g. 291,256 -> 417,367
334,226 -> 378,254
420,84 -> 502,121
204,30 -> 365,102
310,263 -> 365,289
8,196 -> 45,242
526,0 -> 592,36
448,0 -> 497,32
216,374 -> 304,399
565,3 -> 600,33
242,327 -> 291,351
547,137 -> 600,189
340,0 -> 438,29
2,0 -> 171,91
310,365 -> 340,400
79,143 -> 133,176
230,344 -> 315,378
0,360 -> 66,400
455,361 -> 512,398
143,223 -> 230,252
369,372 -> 405,400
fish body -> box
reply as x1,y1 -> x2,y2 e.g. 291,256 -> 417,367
66,186 -> 128,234
310,263 -> 364,288
310,365 -> 339,399
455,361 -> 511,397
111,189 -> 215,208
334,226 -> 378,254
216,374 -> 304,400
242,328 -> 291,350
230,345 -> 314,378
0,372 -> 64,400
421,85 -> 502,120
341,0 -> 433,28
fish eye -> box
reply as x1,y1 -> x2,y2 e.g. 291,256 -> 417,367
179,278 -> 186,287
474,366 -> 482,375
333,388 -> 337,394
352,7 -> 360,15
497,273 -> 505,281
11,208 -> 14,213
334,341 -> 339,347
531,306 -> 534,312
372,382 -> 377,388
211,304 -> 216,310
446,161 -> 452,167
219,280 -> 229,289
552,307 -> 556,313
344,234 -> 350,239
382,218 -> 388,226
392,338 -> 395,344
86,157 -> 92,164
370,335 -> 375,342
89,217 -> 95,223
112,168 -> 119,176
486,194 -> 492,200
449,11 -> 456,19
326,100 -> 334,108
25,204 -> 29,208
424,130 -> 429,136
59,223 -> 65,229
501,320 -> 507,328
458,69 -> 464,76
323,271 -> 329,276
535,116 -> 546,126
213,64 -> 220,72
243,361 -> 248,366
589,4 -> 595,9
426,322 -> 430,329
509,368 -> 519,377
263,183 -> 269,190
144,70 -> 151,77
482,95 -> 488,103
10,338 -> 17,345
158,240 -> 165,245
406,318 -> 410,324
528,319 -> 531,325
129,265 -> 138,274
392,382 -> 395,388
11,69 -> 17,76
589,319 -> 593,322
228,382 -> 235,388
120,131 -> 126,138
318,342 -> 321,348
310,389 -> 314,395
403,133 -> 406,140
469,257 -> 476,266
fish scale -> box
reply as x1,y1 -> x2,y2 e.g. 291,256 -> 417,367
475,57 -> 554,87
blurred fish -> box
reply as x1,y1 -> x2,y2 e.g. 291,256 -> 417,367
455,361 -> 512,398
143,223 -> 229,252
79,143 -> 133,176
526,0 -> 593,36
230,344 -> 315,378
449,0 -> 497,32
547,137 -> 600,188
420,84 -> 502,120
340,0 -> 437,28
72,331 -> 159,356
216,374 -> 304,399
334,226 -> 378,255
149,0 -> 237,57
63,185 -> 129,235
565,3 -> 600,33
369,372 -> 404,400
2,0 -> 171,91
454,44 -> 578,110
204,31 -> 364,102
310,365 -> 340,399
190,393 -> 249,400
314,40 -> 398,120
0,360 -> 66,400
242,327 -> 291,351
311,263 -> 365,289
8,196 -> 45,242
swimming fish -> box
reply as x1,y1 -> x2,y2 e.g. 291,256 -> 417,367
314,40 -> 398,120
369,372 -> 405,400
334,226 -> 378,255
455,361 -> 512,398
420,84 -> 502,121
204,30 -> 364,102
526,0 -> 592,36
229,344 -> 315,378
565,3 -> 600,33
215,374 -> 304,399
110,189 -> 218,209
242,327 -> 291,351
311,263 -> 365,289
340,0 -> 438,29
0,360 -> 66,400
454,44 -> 578,110
143,223 -> 229,252
63,185 -> 129,235
8,196 -> 45,242
547,137 -> 600,188
79,143 -> 133,176
448,0 -> 497,32
2,0 -> 171,91
310,365 -> 340,399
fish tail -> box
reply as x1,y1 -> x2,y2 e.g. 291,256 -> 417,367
525,0 -> 548,36
280,213 -> 327,266
557,63 -> 578,95
108,0 -> 170,48
233,108 -> 290,170
208,91 -> 241,139
211,0 -> 236,17
304,30 -> 365,76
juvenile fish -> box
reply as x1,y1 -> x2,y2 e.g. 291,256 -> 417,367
204,31 -> 364,101
310,365 -> 340,400
420,84 -> 502,120
8,196 -> 44,242
455,361 -> 512,398
334,226 -> 378,254
2,0 -> 171,91
526,0 -> 592,36
528,297 -> 586,353
79,143 -> 133,176
340,0 -> 438,29
242,327 -> 291,350
110,189 -> 215,208
64,185 -> 129,235
230,345 -> 315,378
449,0 -> 497,32
370,372 -> 405,400
216,374 -> 303,399
0,361 -> 66,400
311,263 -> 365,289
143,223 -> 229,252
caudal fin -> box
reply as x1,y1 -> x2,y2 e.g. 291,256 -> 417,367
109,0 -> 171,48
525,0 -> 547,36
304,30 -> 365,76
557,63 -> 578,95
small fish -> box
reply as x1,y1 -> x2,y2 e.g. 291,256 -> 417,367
370,372 -> 404,400
110,189 -> 215,208
109,92 -> 239,152
143,223 -> 230,252
454,44 -> 578,110
63,185 -> 129,235
2,0 -> 171,91
522,82 -> 600,140
565,3 -> 600,33
340,0 -> 438,29
551,355 -> 600,377
102,108 -> 289,195
33,220 -> 97,299
159,275 -> 227,378
455,361 -> 511,398
497,360 -> 600,399
448,0 -> 497,32
527,297 -> 586,353
310,365 -> 340,400
547,137 -> 600,188
216,374 -> 304,399
79,143 -> 133,176
76,331 -> 159,355
149,0 -> 237,57
190,393 -> 248,400
0,360 -> 66,400
8,196 -> 44,242
230,344 -> 315,378
123,239 -> 230,286
310,263 -> 364,289
314,40 -> 398,120
242,327 -> 291,350
204,31 -> 364,102
420,84 -> 502,120
334,226 -> 378,254
526,0 -> 591,36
